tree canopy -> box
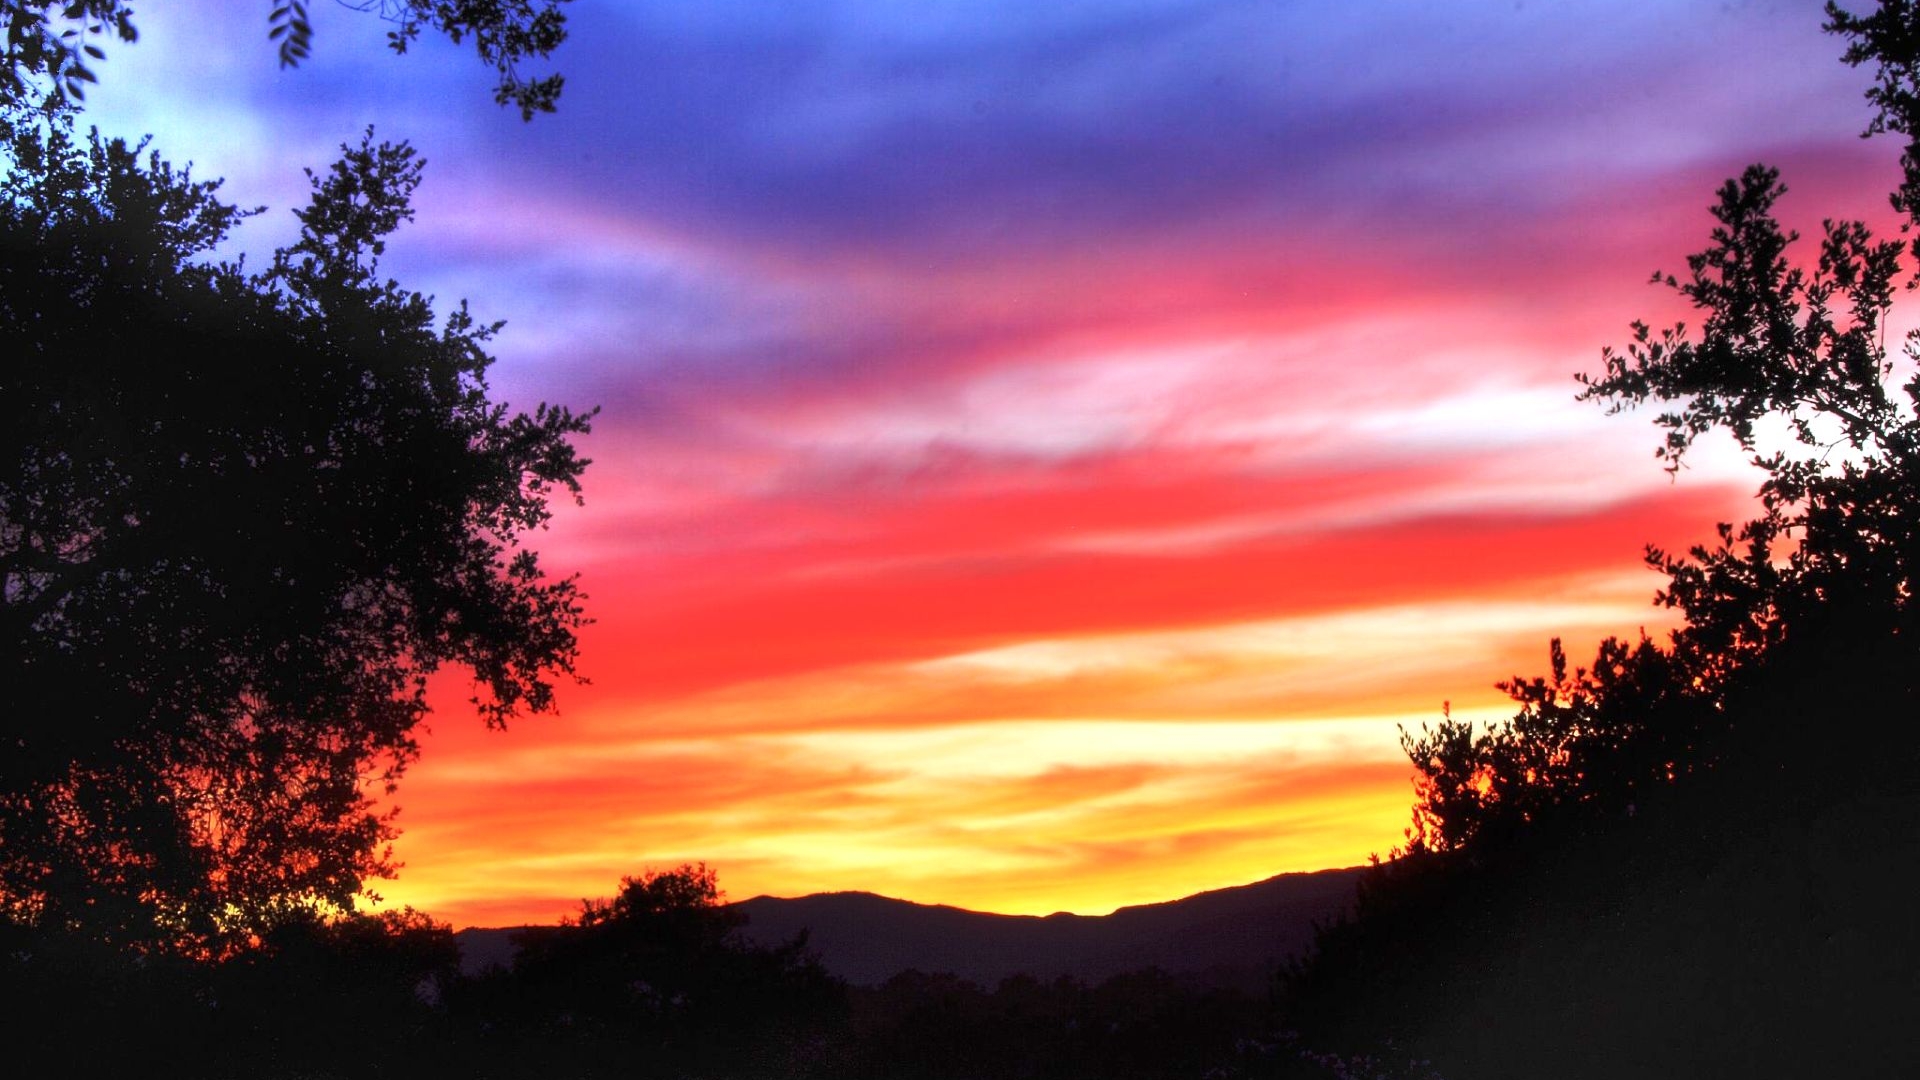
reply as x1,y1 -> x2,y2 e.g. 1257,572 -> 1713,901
1400,153 -> 1920,858
0,0 -> 570,117
1392,2 -> 1920,861
0,100 -> 594,952
1281,11 -> 1920,1073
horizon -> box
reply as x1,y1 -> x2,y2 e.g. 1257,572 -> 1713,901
73,0 -> 1902,929
484,861 -> 1374,929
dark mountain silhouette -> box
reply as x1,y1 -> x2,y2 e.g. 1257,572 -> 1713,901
455,866 -> 1362,990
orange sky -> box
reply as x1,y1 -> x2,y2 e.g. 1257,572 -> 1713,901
85,0 -> 1906,926
373,459 -> 1741,925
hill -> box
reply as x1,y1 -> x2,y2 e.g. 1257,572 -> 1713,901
1287,665 -> 1920,1079
456,866 -> 1363,990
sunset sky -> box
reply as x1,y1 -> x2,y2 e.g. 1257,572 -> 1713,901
83,0 -> 1900,927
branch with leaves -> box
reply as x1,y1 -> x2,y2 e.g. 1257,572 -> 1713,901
0,100 -> 594,952
1397,4 -> 1920,866
0,0 -> 569,117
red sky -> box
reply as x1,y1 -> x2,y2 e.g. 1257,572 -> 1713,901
85,0 -> 1908,925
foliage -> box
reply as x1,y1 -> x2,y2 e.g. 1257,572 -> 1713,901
1289,728 -> 1920,1080
1828,0 -> 1920,224
0,0 -> 569,117
378,0 -> 569,119
1400,635 -> 1715,857
3,862 -> 1325,1080
556,863 -> 753,986
0,1 -> 132,102
1286,6 -> 1920,1074
460,865 -> 849,1078
1400,13 -> 1920,860
578,861 -> 737,932
0,903 -> 467,1078
1580,164 -> 1920,679
0,100 -> 593,953
841,967 -> 1273,1080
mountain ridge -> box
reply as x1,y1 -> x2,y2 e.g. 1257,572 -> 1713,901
456,865 -> 1365,990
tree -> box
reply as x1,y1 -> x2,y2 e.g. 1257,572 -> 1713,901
492,865 -> 847,1076
1401,636 -> 1714,857
1397,3 -> 1920,860
1285,9 -> 1920,1073
0,0 -> 569,117
1578,163 -> 1919,680
1828,1 -> 1920,228
1402,164 -> 1920,859
0,100 -> 594,952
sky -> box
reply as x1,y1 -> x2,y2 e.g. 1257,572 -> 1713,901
80,0 -> 1902,927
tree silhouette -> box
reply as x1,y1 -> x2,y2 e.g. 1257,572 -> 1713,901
1400,635 -> 1715,857
485,865 -> 847,1077
0,0 -> 569,117
1580,163 -> 1919,679
1829,1 -> 1920,227
1289,10 -> 1920,1071
1397,5 -> 1920,857
0,100 -> 593,952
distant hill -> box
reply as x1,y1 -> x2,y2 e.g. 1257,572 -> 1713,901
455,866 -> 1363,990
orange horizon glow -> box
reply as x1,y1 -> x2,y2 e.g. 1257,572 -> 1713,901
370,461 -> 1744,927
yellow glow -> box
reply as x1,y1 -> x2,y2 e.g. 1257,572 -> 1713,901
374,573 -> 1678,925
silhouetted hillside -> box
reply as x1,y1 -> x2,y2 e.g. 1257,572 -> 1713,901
457,867 -> 1362,990
1286,651 -> 1920,1080
736,867 -> 1363,989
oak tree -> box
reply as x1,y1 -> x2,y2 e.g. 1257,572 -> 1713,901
0,101 -> 593,951
1401,4 -> 1920,857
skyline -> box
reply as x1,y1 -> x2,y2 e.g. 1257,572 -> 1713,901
78,0 -> 1902,926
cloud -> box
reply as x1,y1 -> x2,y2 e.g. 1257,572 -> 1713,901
381,718 -> 1421,924
436,0 -> 1867,261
